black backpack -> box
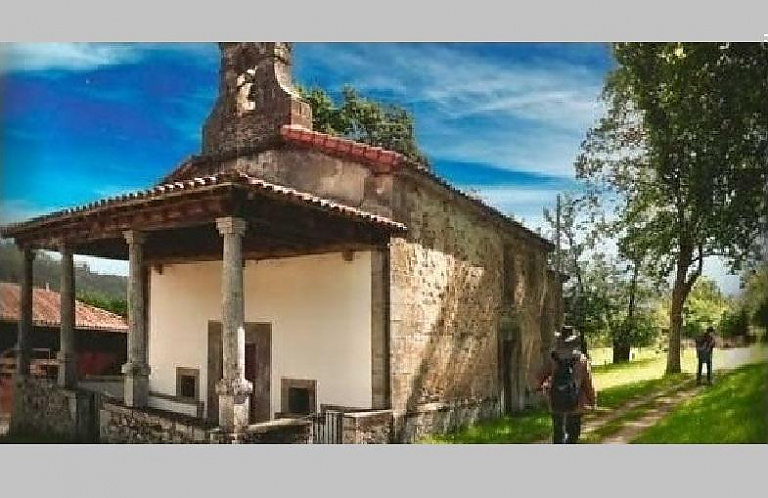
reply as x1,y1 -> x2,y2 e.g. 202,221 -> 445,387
550,353 -> 580,412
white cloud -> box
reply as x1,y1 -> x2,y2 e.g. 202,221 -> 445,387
0,42 -> 217,73
0,43 -> 140,72
298,43 -> 606,177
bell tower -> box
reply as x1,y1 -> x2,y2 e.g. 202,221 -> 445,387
202,42 -> 312,154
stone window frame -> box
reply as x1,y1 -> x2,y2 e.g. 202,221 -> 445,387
280,378 -> 317,415
175,367 -> 200,402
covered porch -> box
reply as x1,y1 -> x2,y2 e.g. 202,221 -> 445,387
1,171 -> 404,436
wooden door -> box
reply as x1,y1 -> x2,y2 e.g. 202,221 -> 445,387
245,323 -> 271,423
207,322 -> 223,424
501,339 -> 514,415
207,321 -> 271,425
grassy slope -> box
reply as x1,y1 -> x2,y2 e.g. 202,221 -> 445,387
631,362 -> 768,444
421,374 -> 690,444
420,346 -> 767,444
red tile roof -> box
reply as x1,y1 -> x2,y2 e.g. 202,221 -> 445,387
0,171 -> 407,237
0,282 -> 128,334
280,125 -> 405,173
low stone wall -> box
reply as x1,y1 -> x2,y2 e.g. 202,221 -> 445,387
392,397 -> 502,443
342,410 -> 393,444
207,418 -> 312,444
99,401 -> 212,443
10,376 -> 94,442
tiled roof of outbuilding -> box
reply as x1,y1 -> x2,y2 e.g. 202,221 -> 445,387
0,282 -> 127,333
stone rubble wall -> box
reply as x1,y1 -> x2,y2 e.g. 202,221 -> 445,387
9,377 -> 92,441
101,401 -> 311,444
388,172 -> 559,416
230,419 -> 313,444
100,402 -> 211,444
392,398 -> 502,443
341,410 -> 393,444
215,149 -> 393,218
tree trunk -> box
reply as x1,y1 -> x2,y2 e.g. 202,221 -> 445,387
579,330 -> 589,359
666,246 -> 696,374
615,259 -> 639,364
613,341 -> 631,363
666,284 -> 685,374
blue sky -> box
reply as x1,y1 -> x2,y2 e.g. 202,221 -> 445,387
0,42 -> 741,293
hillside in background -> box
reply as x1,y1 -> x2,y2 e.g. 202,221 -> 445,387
0,241 -> 127,309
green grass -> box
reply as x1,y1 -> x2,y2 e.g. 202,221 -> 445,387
591,344 -> 767,391
420,374 -> 690,444
419,346 -> 767,444
596,373 -> 689,409
631,362 -> 768,444
420,406 -> 551,444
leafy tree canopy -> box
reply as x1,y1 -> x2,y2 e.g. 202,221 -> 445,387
576,42 -> 768,373
298,85 -> 430,168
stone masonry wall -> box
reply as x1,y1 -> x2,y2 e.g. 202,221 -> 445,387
342,410 -> 393,444
393,398 -> 502,443
214,148 -> 392,218
101,402 -> 312,444
10,377 -> 93,441
389,171 -> 559,422
389,175 -> 505,413
505,242 -> 552,408
100,402 -> 212,443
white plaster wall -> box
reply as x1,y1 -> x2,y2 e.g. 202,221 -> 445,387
148,251 -> 373,420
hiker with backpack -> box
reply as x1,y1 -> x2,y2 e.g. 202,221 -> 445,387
695,326 -> 717,385
537,325 -> 596,444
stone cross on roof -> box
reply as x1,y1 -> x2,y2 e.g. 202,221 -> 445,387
202,42 -> 313,154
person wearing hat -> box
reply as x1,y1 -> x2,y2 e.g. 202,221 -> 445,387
695,326 -> 716,385
536,325 -> 596,444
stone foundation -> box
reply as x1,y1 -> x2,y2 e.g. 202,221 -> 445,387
99,401 -> 212,443
342,410 -> 393,444
210,418 -> 313,444
9,376 -> 94,442
392,397 -> 502,443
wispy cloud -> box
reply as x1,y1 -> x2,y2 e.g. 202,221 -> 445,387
0,42 -> 217,74
295,43 -> 607,177
0,43 -> 140,72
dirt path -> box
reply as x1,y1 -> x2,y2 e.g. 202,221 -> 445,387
535,346 -> 766,444
599,384 -> 702,444
532,378 -> 693,444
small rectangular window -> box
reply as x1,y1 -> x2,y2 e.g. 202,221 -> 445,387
288,387 -> 311,415
176,367 -> 199,401
280,378 -> 317,415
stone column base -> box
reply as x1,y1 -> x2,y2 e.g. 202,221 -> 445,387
216,377 -> 253,432
57,352 -> 78,389
121,362 -> 150,407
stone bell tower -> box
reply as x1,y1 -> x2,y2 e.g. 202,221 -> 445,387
202,42 -> 313,154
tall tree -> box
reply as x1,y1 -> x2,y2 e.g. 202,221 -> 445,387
577,43 -> 768,373
299,85 -> 430,168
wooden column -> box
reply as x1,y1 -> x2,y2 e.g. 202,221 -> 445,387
16,248 -> 35,378
121,230 -> 150,407
58,242 -> 77,388
215,216 -> 252,432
